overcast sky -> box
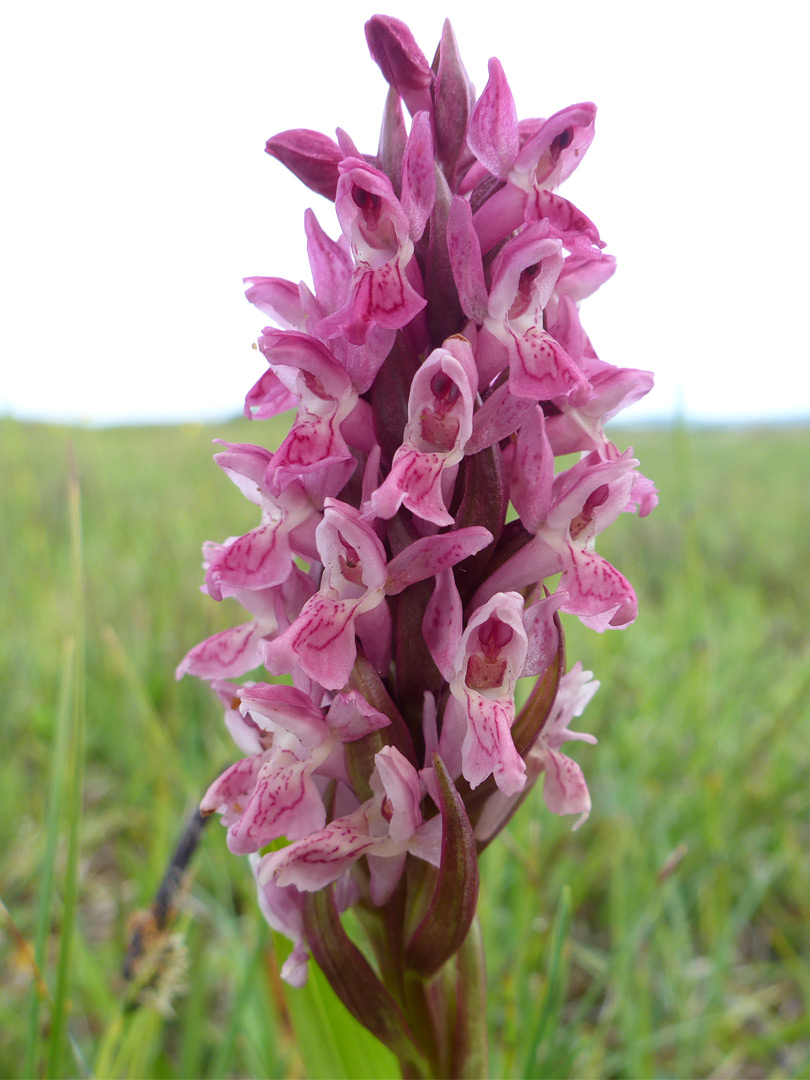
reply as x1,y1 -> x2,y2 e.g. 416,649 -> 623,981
2,0 -> 807,426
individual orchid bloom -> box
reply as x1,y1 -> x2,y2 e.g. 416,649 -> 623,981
256,329 -> 359,495
473,102 -> 598,253
474,662 -> 598,841
475,444 -> 640,631
364,16 -> 434,117
318,158 -> 426,345
201,744 -> 327,855
545,361 -> 655,457
200,683 -> 391,855
509,102 -> 598,201
243,275 -> 307,331
439,592 -> 530,797
204,480 -> 320,600
529,662 -> 599,828
260,746 -> 442,905
264,127 -> 344,201
176,564 -> 315,681
476,223 -> 592,404
526,189 -> 605,257
262,499 -> 391,690
239,682 -> 390,783
555,249 -> 617,305
370,336 -> 478,526
264,498 -> 493,690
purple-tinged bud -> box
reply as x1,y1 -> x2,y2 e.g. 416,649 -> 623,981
365,15 -> 433,117
265,129 -> 343,201
433,19 -> 476,187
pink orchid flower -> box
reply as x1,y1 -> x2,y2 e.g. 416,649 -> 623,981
264,498 -> 492,690
259,746 -> 442,905
477,223 -> 592,403
530,662 -> 599,828
371,335 -> 478,525
255,329 -> 359,495
176,564 -> 315,681
476,426 -> 640,631
317,158 -> 426,345
201,683 -> 390,855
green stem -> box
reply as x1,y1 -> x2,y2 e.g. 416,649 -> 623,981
450,917 -> 489,1079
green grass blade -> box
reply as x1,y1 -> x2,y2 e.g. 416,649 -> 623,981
23,637 -> 75,1078
520,884 -> 572,1078
46,453 -> 88,1078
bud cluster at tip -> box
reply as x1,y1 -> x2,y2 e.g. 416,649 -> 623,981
178,14 -> 657,991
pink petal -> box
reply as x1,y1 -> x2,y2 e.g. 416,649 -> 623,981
560,547 -> 638,631
372,447 -> 453,526
304,209 -> 352,315
201,753 -> 267,819
467,57 -> 520,180
205,521 -> 293,600
367,850 -> 407,906
423,569 -> 463,681
446,196 -> 489,324
385,527 -> 493,595
176,621 -> 265,681
510,406 -> 554,533
263,593 -> 365,691
401,111 -> 435,241
539,747 -> 591,829
373,746 -> 422,843
243,276 -> 305,330
238,683 -> 326,747
260,810 -> 377,892
461,695 -> 526,797
326,690 -> 390,741
507,326 -> 589,401
227,752 -> 326,854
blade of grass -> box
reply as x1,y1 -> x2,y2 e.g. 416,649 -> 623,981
46,449 -> 87,1078
24,636 -> 75,1078
520,884 -> 572,1078
208,939 -> 264,1078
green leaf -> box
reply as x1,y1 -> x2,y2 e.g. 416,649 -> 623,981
405,755 -> 479,977
303,886 -> 427,1070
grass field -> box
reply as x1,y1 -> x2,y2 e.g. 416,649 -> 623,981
1,415 -> 808,1079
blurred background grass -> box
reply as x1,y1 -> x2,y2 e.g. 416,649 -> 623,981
1,416 -> 808,1078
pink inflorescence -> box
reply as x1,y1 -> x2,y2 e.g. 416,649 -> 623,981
178,15 -> 656,989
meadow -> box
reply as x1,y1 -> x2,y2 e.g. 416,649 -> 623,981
1,415 -> 808,1079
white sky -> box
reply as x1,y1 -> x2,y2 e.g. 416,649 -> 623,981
2,0 -> 807,426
